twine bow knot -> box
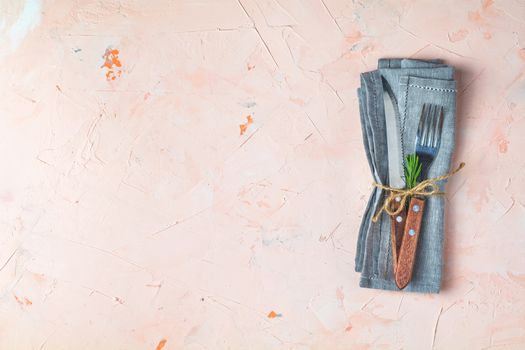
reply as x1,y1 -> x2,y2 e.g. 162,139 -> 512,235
371,162 -> 465,222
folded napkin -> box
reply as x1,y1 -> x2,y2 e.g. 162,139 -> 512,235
355,58 -> 457,293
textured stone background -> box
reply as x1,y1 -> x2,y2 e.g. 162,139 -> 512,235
1,0 -> 524,349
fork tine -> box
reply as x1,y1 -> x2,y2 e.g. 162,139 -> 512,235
417,104 -> 426,141
429,104 -> 438,147
427,105 -> 433,147
422,104 -> 432,146
434,106 -> 444,147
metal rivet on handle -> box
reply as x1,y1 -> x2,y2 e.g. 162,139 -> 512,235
412,204 -> 420,212
409,229 -> 416,236
396,216 -> 403,223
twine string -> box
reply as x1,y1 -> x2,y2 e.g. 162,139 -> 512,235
371,162 -> 465,222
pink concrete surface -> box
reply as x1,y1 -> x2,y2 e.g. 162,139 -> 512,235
0,0 -> 524,349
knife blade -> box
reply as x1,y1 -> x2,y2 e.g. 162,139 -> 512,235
382,77 -> 406,271
383,78 -> 404,188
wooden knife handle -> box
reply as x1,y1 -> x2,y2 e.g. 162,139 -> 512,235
389,198 -> 406,273
395,197 -> 426,289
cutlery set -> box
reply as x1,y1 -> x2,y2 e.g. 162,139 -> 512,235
356,58 -> 459,293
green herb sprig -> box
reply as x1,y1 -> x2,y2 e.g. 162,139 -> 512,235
404,154 -> 422,189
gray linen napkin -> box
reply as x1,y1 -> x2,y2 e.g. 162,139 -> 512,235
355,58 -> 457,293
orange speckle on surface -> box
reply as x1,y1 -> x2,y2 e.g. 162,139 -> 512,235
483,32 -> 492,40
239,125 -> 247,135
345,324 -> 353,332
155,339 -> 167,350
247,63 -> 255,70
101,47 -> 123,81
267,310 -> 281,318
498,139 -> 509,153
14,295 -> 32,306
239,115 -> 253,135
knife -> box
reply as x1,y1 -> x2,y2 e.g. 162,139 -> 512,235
382,77 -> 406,272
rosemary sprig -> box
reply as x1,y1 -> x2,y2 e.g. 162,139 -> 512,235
404,154 -> 422,189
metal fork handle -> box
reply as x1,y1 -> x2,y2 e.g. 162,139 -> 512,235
417,155 -> 434,182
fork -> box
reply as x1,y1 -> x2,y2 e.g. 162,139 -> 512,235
394,103 -> 444,289
416,103 -> 444,181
